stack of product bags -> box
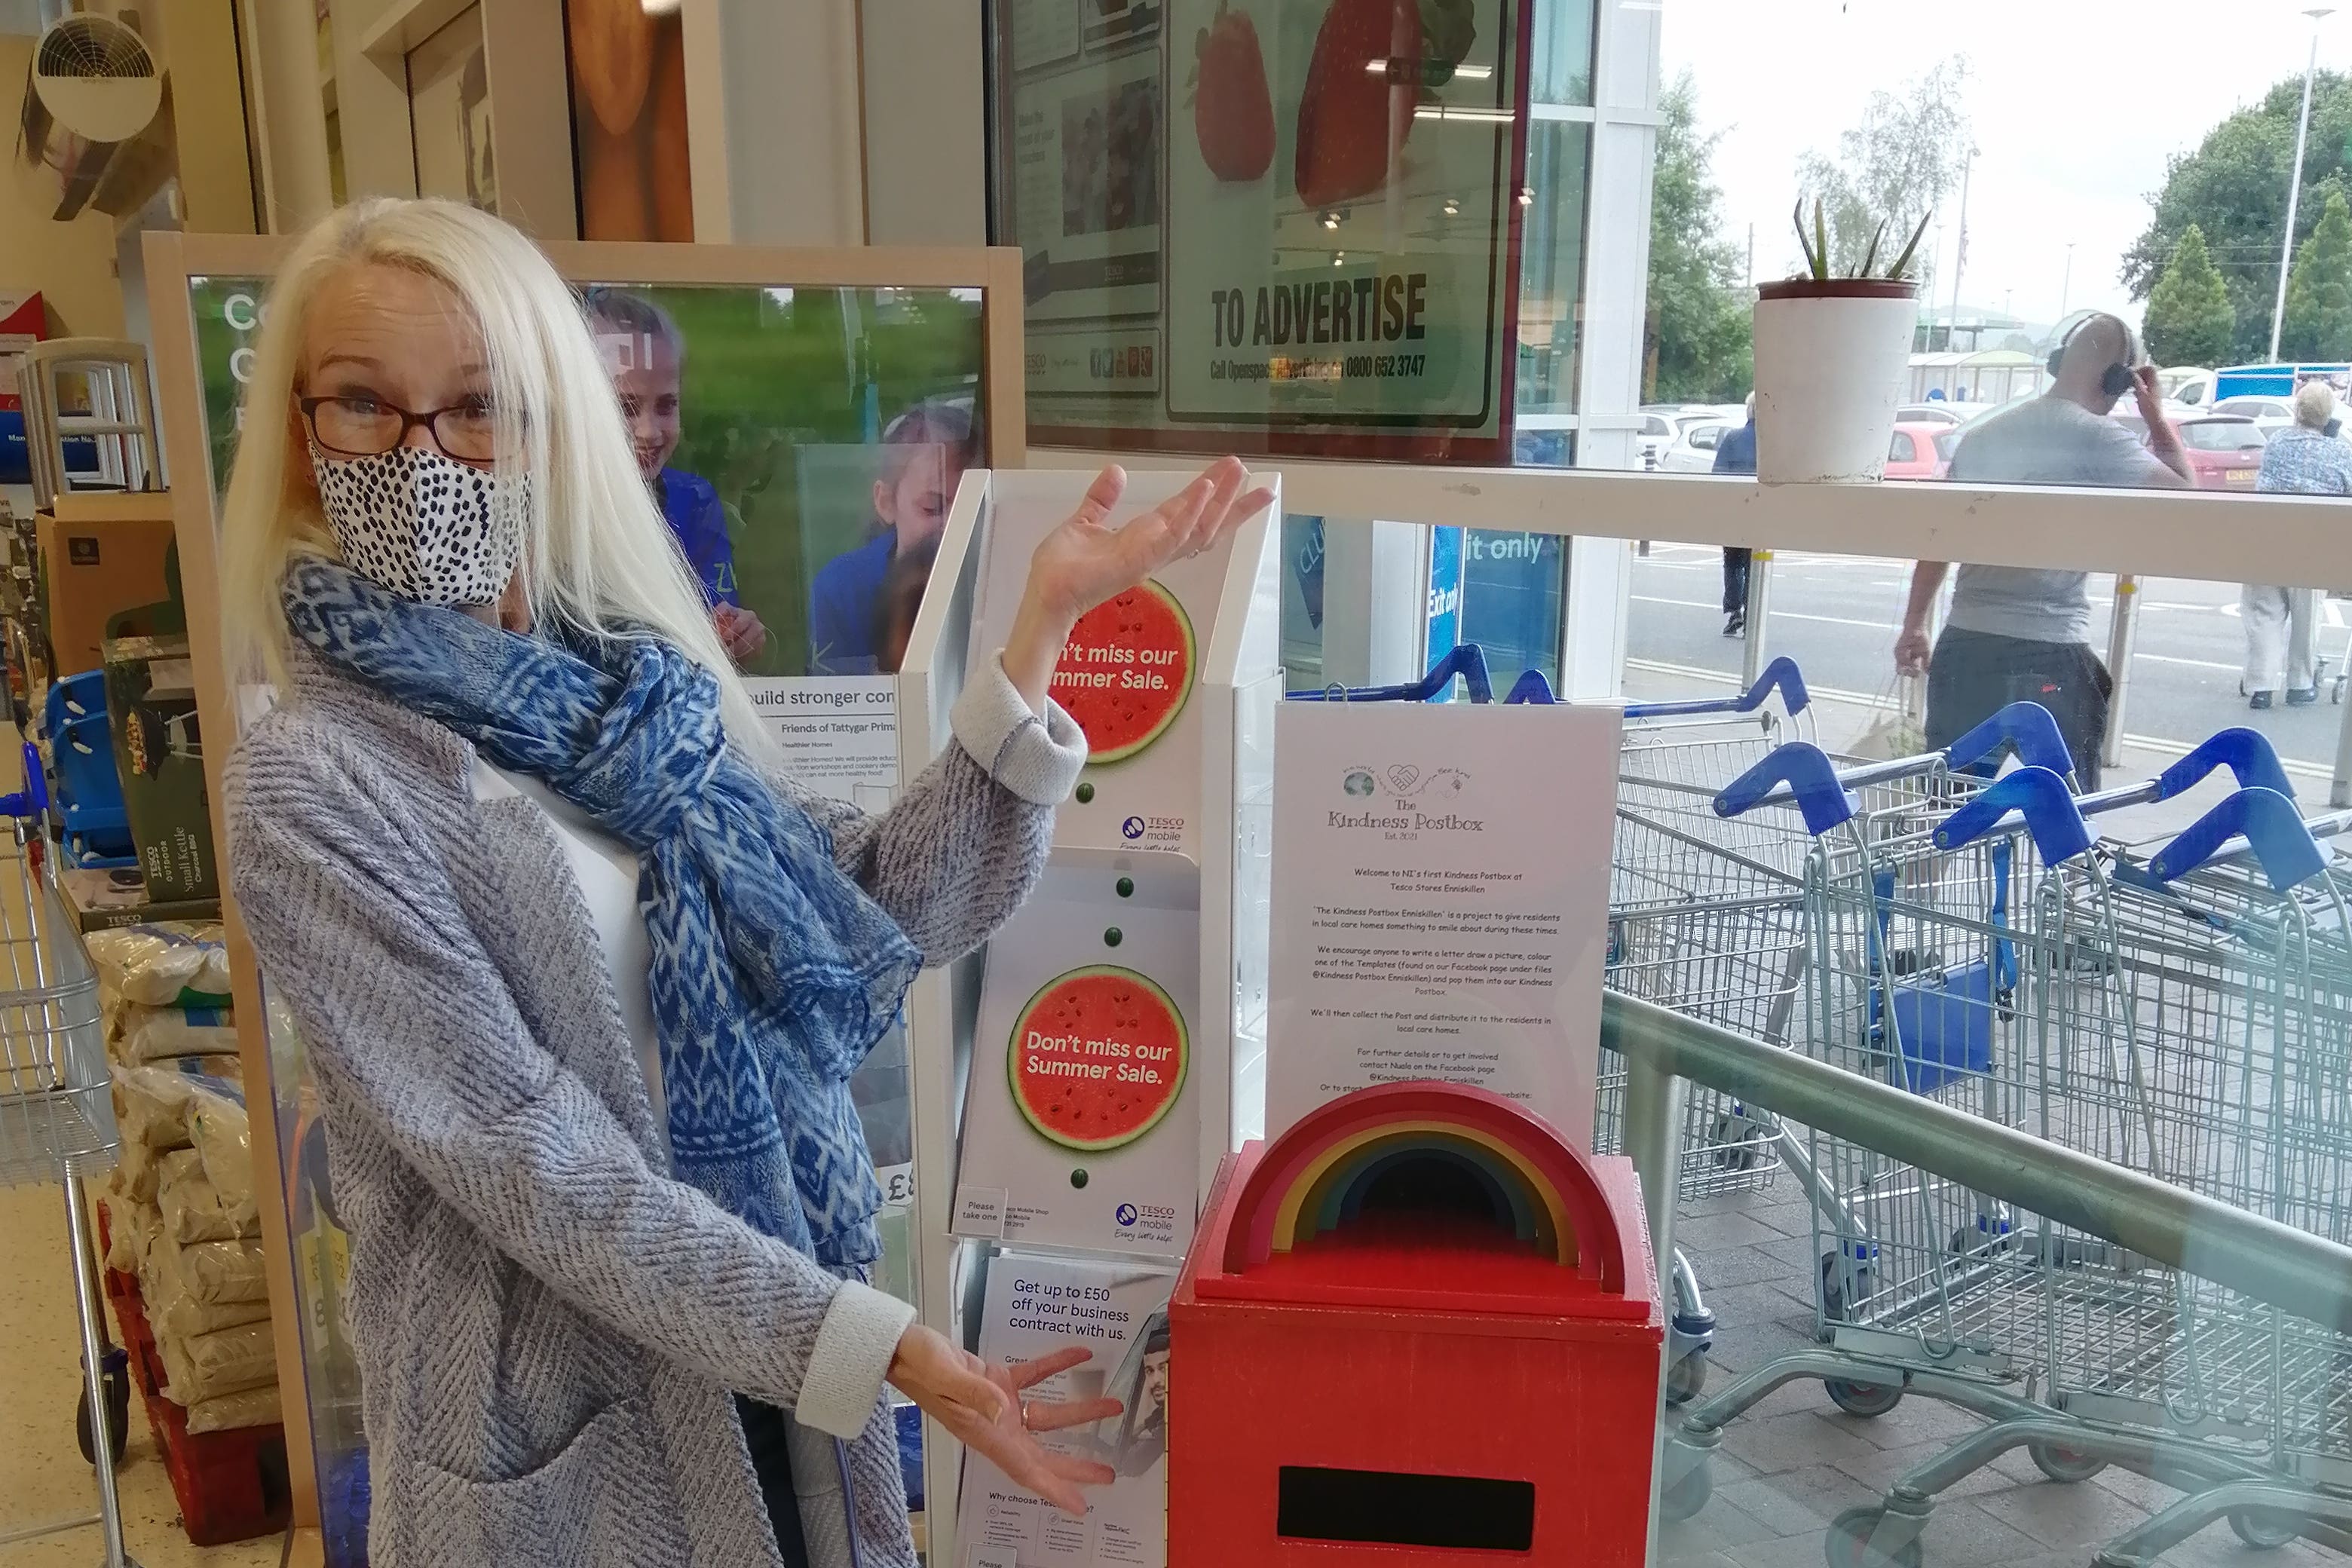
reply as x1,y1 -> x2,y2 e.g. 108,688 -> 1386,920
88,923 -> 236,1064
89,923 -> 279,1436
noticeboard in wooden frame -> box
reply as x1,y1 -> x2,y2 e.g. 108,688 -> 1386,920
139,227 -> 1027,1552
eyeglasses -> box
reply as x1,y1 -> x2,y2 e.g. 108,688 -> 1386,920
299,395 -> 508,464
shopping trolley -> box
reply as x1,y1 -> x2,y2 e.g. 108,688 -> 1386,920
0,742 -> 137,1567
1825,776 -> 2352,1567
1660,721 -> 2295,1527
1289,649 -> 1812,1402
1508,659 -> 1820,1403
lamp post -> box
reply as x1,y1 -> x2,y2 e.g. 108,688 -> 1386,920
2271,6 -> 2337,362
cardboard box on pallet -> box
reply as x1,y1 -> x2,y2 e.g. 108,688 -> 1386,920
35,493 -> 176,679
103,617 -> 216,901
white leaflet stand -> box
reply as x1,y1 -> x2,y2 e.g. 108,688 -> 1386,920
896,467 -> 1278,1557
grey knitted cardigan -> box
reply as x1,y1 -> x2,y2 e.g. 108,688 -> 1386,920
225,646 -> 1085,1568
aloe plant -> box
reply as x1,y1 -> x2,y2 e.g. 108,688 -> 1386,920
1793,197 -> 1933,283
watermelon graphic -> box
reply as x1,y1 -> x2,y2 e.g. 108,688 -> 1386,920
1009,966 -> 1190,1152
1052,580 -> 1196,765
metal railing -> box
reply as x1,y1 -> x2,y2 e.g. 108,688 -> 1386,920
1606,990 -> 2352,1339
1609,989 -> 2352,1563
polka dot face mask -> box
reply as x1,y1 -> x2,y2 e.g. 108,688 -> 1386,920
308,443 -> 528,606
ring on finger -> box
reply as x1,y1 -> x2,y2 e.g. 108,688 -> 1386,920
1021,1399 -> 1037,1429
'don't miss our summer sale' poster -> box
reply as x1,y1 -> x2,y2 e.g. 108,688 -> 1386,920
954,851 -> 1201,1260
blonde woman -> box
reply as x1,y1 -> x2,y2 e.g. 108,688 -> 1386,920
218,198 -> 1269,1568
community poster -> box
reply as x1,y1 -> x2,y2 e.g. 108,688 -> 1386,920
1265,698 -> 1619,1146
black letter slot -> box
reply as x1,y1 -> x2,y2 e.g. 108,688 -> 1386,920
1276,1465 -> 1536,1551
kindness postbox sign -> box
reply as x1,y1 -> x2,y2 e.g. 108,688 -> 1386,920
1266,699 -> 1621,1147
969,470 -> 1276,862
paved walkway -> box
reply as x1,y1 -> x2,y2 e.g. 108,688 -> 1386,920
1657,1182 -> 2346,1568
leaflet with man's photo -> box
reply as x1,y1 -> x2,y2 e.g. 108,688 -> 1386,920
959,1252 -> 1175,1568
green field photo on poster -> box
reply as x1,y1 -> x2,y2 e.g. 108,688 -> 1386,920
184,275 -> 988,677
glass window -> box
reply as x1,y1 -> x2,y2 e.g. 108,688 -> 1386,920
1529,0 -> 1596,106
1889,430 -> 1916,462
1517,121 -> 1594,416
1279,513 -> 1326,688
1459,527 -> 1564,691
1635,18 -> 2352,494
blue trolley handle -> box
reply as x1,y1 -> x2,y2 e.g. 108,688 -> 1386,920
1502,669 -> 1557,705
2075,727 -> 2298,818
1712,742 -> 1858,838
1624,656 -> 1809,721
1285,642 -> 1494,704
0,743 -> 47,821
1941,703 -> 2078,778
1933,766 -> 2096,865
2149,787 -> 2329,891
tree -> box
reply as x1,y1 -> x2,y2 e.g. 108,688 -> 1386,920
2142,225 -> 2235,367
1796,57 -> 1972,277
2124,72 -> 2352,364
1643,72 -> 1751,403
2283,190 -> 2352,360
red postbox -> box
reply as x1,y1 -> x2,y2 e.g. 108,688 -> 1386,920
1169,1082 -> 1663,1566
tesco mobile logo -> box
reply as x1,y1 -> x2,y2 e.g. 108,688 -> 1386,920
1122,816 -> 1146,840
1115,1203 -> 1139,1226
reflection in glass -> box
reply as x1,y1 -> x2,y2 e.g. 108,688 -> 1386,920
1279,513 -> 1326,688
1527,0 -> 1596,106
1517,122 -> 1593,416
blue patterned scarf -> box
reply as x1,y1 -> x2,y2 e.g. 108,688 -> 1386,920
283,559 -> 921,1275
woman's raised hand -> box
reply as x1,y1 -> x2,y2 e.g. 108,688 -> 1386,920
887,1325 -> 1121,1515
1001,457 -> 1275,710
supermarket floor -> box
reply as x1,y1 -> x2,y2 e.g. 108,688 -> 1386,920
0,1179 -> 279,1568
1658,1181 -> 2348,1568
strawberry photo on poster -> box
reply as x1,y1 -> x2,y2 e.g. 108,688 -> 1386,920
1190,2 -> 1274,182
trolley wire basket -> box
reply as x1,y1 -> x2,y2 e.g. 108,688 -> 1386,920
0,740 -> 138,1567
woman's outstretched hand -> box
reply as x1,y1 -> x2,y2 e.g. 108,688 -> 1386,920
1002,457 -> 1276,712
887,1325 -> 1122,1515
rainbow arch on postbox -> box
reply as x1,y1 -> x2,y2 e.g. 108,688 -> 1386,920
1220,1081 -> 1628,1295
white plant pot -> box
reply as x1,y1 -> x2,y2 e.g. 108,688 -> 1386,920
1751,281 -> 1920,484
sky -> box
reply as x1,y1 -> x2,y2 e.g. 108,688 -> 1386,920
1656,0 -> 2347,330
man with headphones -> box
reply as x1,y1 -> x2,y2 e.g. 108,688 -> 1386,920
1893,312 -> 2190,786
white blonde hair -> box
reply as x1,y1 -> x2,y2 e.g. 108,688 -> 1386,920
2295,379 -> 2337,430
218,197 -> 772,758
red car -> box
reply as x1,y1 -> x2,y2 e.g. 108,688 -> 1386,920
2173,415 -> 2268,490
1884,422 -> 1955,481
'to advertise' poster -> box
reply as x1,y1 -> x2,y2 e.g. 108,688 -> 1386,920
1163,0 -> 1526,452
996,0 -> 1529,461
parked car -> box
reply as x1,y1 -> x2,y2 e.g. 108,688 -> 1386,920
2110,400 -> 2196,446
1658,418 -> 1738,473
1884,423 -> 1957,480
2158,366 -> 2216,406
1637,411 -> 1679,470
1894,403 -> 1969,427
2210,395 -> 2295,434
2172,415 -> 2268,489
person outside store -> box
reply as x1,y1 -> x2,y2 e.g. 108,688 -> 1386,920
215,198 -> 1272,1568
583,286 -> 769,665
809,401 -> 978,673
1894,314 -> 2189,786
2243,381 -> 2351,709
1711,394 -> 1758,638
